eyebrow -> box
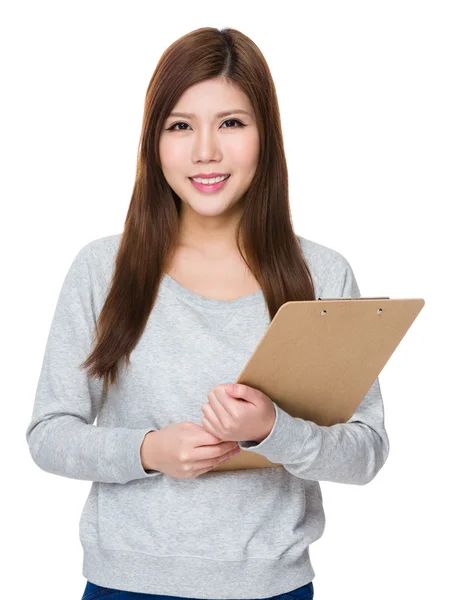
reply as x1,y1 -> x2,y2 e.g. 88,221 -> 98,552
168,109 -> 252,119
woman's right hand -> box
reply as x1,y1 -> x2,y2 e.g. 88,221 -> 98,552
141,421 -> 241,478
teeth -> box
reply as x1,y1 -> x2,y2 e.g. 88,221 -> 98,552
192,175 -> 229,184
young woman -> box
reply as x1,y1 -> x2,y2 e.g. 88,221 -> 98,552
26,26 -> 389,600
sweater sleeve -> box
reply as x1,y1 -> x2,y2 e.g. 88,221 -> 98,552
25,242 -> 161,484
238,256 -> 390,485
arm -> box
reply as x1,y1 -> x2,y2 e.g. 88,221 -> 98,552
25,242 -> 161,484
140,431 -> 161,473
239,256 -> 390,485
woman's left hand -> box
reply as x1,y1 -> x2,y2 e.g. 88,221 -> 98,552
201,383 -> 276,443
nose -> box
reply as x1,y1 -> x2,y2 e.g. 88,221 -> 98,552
192,127 -> 222,162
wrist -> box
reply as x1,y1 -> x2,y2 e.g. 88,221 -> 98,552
253,425 -> 273,444
254,411 -> 276,443
141,430 -> 158,471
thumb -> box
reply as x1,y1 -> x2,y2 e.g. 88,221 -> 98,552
195,422 -> 223,442
225,383 -> 252,400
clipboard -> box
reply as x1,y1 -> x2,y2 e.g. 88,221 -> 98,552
212,296 -> 425,471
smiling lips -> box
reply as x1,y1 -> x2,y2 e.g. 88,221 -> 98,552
189,175 -> 231,193
190,173 -> 230,180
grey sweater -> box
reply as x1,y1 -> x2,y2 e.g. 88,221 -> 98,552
25,232 -> 389,599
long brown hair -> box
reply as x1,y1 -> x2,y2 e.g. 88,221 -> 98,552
81,26 -> 316,394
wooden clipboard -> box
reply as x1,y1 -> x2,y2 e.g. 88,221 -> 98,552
212,297 -> 425,471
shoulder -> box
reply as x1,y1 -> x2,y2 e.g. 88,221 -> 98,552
295,234 -> 356,298
82,232 -> 121,259
76,232 -> 121,267
67,233 -> 122,292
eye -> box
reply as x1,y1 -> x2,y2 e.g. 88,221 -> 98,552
222,119 -> 245,128
167,122 -> 190,131
166,119 -> 246,131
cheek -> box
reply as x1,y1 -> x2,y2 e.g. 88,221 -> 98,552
226,134 -> 259,168
159,139 -> 187,172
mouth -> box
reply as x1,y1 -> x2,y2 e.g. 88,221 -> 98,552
188,174 -> 231,193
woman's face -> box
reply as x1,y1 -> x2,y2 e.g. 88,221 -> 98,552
159,77 -> 260,219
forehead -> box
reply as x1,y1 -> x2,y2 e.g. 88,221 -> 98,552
169,78 -> 253,118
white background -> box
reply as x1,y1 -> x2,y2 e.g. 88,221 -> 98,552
2,1 -> 458,599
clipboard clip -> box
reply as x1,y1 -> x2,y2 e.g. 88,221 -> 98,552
317,296 -> 391,301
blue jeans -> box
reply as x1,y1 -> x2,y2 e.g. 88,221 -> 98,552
81,580 -> 314,600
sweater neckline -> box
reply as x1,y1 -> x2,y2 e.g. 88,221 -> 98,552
161,273 -> 264,311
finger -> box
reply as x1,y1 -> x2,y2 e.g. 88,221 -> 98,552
207,391 -> 232,428
201,415 -> 220,438
214,388 -> 249,425
202,402 -> 224,433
